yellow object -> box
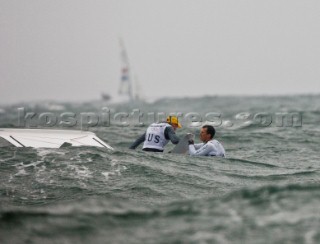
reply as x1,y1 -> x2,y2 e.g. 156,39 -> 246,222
166,116 -> 182,128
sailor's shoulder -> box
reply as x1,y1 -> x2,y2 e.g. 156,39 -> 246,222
149,122 -> 169,127
209,139 -> 222,144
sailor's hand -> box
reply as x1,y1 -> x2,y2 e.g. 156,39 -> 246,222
188,139 -> 194,145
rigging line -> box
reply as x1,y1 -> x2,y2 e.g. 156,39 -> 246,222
10,136 -> 25,147
92,137 -> 107,148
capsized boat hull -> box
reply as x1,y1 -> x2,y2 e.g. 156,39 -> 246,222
0,128 -> 113,149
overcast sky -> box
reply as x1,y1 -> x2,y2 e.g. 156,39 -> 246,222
1,0 -> 319,105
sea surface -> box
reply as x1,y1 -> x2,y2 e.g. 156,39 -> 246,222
0,95 -> 320,244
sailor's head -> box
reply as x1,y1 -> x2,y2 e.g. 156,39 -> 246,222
200,125 -> 215,142
166,116 -> 182,130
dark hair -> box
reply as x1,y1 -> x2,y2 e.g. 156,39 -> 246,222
202,125 -> 215,139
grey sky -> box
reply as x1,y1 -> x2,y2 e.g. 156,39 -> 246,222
1,0 -> 319,105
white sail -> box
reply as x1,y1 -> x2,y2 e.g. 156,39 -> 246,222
118,38 -> 134,101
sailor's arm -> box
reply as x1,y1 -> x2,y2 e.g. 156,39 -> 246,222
165,126 -> 180,144
189,143 -> 214,156
193,143 -> 203,150
129,133 -> 146,149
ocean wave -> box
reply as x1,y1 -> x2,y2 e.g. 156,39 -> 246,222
223,183 -> 320,203
224,169 -> 318,180
1,182 -> 320,244
226,157 -> 279,168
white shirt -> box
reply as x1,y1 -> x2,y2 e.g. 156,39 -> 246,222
189,139 -> 225,157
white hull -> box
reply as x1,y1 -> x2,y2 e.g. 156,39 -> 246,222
0,128 -> 113,149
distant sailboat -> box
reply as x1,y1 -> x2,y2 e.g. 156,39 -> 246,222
118,38 -> 134,102
101,38 -> 144,103
118,38 -> 144,103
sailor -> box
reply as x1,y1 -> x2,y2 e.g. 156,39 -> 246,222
129,116 -> 182,152
188,125 -> 226,157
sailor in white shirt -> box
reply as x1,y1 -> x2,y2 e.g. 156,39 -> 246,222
189,125 -> 225,157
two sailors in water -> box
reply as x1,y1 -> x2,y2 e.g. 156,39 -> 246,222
130,116 -> 225,157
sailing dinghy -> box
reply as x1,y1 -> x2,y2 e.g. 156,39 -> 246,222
0,128 -> 113,149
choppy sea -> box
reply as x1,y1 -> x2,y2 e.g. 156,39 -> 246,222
0,95 -> 320,244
